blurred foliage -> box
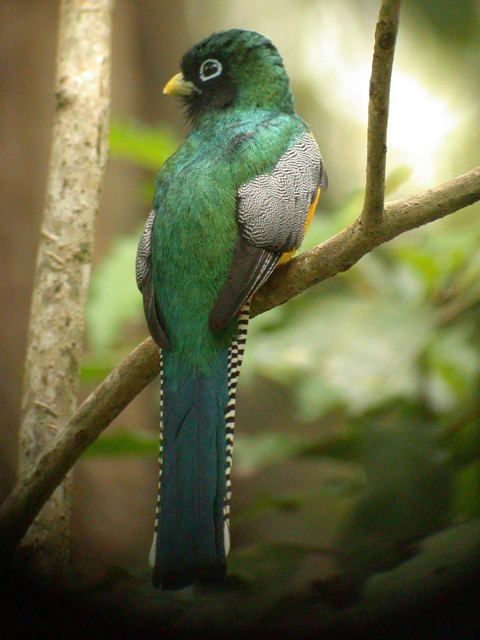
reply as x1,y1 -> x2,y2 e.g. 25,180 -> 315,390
74,519 -> 480,636
87,121 -> 177,352
412,0 -> 480,46
109,120 -> 177,171
336,403 -> 451,581
85,116 -> 480,578
84,22 -> 480,591
87,235 -> 142,352
84,429 -> 158,458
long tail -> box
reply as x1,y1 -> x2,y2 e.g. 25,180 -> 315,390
150,308 -> 249,589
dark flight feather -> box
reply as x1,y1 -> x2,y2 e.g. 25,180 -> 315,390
142,270 -> 171,349
209,237 -> 279,333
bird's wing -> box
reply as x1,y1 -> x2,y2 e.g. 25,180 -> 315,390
209,132 -> 327,333
136,209 -> 170,349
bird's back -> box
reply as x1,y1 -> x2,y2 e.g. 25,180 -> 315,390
151,108 -> 308,377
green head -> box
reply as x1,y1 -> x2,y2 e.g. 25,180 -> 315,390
164,29 -> 294,122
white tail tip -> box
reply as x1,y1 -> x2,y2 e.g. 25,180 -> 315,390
149,531 -> 157,568
224,520 -> 231,556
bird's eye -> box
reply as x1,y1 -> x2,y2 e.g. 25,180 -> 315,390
199,58 -> 222,82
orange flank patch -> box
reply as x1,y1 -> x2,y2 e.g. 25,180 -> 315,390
278,187 -> 321,265
277,249 -> 295,265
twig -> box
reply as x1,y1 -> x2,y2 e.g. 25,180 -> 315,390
253,166 -> 480,315
16,0 -> 114,574
1,166 -> 479,553
361,0 -> 402,229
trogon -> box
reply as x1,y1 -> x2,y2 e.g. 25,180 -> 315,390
136,29 -> 328,590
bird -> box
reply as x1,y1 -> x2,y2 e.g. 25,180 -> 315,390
136,28 -> 327,590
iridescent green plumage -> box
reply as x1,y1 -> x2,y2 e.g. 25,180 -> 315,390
137,29 -> 326,589
153,109 -> 307,377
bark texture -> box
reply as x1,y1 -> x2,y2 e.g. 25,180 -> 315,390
361,0 -> 401,228
17,0 -> 114,576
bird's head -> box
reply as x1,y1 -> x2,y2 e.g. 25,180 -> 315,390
163,29 -> 294,123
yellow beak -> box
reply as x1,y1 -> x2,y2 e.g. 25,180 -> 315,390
163,72 -> 196,97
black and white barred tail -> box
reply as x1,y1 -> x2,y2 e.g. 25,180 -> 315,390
149,348 -> 164,568
149,305 -> 250,575
223,303 -> 250,554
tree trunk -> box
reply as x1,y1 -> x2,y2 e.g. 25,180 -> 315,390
17,0 -> 114,578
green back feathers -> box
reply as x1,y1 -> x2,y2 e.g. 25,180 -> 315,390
152,30 -> 307,377
148,29 -> 321,589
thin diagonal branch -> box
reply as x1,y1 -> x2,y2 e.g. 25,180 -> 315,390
1,165 -> 479,554
0,340 -> 159,556
361,0 -> 402,228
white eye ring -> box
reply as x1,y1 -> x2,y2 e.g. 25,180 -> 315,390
199,58 -> 223,82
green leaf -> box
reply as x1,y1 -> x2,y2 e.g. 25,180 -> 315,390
452,460 -> 480,519
82,426 -> 360,466
79,352 -> 124,384
384,165 -> 412,196
83,429 -> 158,458
234,432 -> 303,476
234,479 -> 363,527
228,542 -> 319,592
393,225 -> 480,295
446,416 -> 480,467
233,491 -> 305,525
361,519 -> 480,619
299,429 -> 363,462
86,235 -> 143,351
412,0 -> 480,45
336,406 -> 451,580
248,296 -> 434,418
296,375 -> 344,421
109,120 -> 177,170
424,323 -> 480,412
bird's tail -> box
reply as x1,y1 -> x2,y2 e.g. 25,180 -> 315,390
150,308 -> 249,590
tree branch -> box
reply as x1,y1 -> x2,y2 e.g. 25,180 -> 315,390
15,0 -> 114,574
1,166 -> 479,554
0,340 -> 158,556
361,0 -> 402,228
252,166 -> 480,315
